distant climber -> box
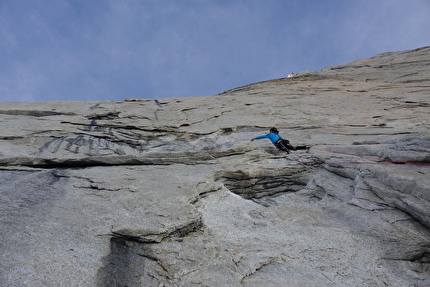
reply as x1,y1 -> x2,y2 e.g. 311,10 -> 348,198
251,127 -> 310,153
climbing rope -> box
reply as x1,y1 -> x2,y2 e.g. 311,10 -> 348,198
288,147 -> 430,167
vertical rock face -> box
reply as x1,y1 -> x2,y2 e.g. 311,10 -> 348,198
1,46 -> 430,286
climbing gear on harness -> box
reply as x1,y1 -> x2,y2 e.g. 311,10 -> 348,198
275,139 -> 292,152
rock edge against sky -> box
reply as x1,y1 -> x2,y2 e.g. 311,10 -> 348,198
1,46 -> 430,286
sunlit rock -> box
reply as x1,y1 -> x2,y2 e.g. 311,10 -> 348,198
1,46 -> 430,286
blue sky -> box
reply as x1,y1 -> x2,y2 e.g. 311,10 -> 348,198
1,0 -> 429,101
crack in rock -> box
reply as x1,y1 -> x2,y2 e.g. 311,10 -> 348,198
240,258 -> 278,284
111,216 -> 204,244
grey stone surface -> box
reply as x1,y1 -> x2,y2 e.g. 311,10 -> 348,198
1,46 -> 430,286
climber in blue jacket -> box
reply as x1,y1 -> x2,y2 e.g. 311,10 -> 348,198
251,127 -> 310,153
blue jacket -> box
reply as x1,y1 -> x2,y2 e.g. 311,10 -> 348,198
254,133 -> 282,146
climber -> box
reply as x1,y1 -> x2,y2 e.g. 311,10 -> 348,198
251,127 -> 310,154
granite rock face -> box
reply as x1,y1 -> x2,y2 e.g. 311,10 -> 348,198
1,46 -> 430,286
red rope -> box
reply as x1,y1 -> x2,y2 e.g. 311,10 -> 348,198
289,147 -> 430,166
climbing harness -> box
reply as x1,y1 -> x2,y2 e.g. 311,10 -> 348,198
275,138 -> 292,153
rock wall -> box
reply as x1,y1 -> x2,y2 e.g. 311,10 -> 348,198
1,46 -> 430,286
